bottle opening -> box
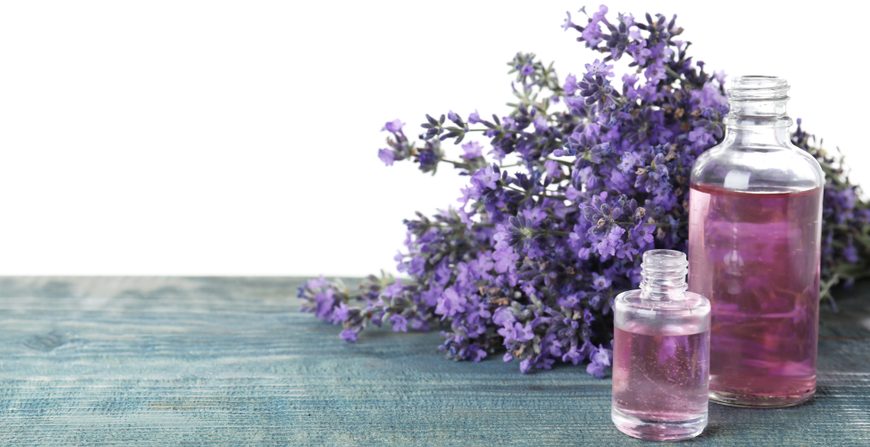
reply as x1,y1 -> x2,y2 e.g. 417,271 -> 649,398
640,249 -> 688,300
727,75 -> 789,101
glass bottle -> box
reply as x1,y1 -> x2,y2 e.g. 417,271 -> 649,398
688,76 -> 824,407
612,249 -> 711,441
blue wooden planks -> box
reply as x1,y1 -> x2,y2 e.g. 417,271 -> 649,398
0,277 -> 866,446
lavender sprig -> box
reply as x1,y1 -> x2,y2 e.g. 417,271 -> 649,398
299,5 -> 870,375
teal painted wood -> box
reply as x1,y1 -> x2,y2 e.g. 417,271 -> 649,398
0,277 -> 867,446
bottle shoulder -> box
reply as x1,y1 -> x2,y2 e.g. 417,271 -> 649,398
614,289 -> 711,313
614,290 -> 711,335
691,140 -> 824,191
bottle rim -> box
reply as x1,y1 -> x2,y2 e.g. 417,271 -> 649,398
727,75 -> 789,101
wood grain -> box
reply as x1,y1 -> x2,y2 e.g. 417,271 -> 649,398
0,277 -> 867,446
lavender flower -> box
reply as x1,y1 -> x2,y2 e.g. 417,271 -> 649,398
378,148 -> 395,166
389,314 -> 409,332
586,345 -> 612,378
340,328 -> 359,343
383,119 -> 404,133
461,141 -> 484,160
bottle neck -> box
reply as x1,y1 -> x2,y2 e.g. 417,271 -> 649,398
723,75 -> 793,148
724,113 -> 793,148
639,249 -> 688,301
728,96 -> 788,117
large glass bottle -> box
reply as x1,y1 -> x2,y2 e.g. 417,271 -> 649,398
688,76 -> 824,408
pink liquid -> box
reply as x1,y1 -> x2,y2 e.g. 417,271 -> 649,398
688,184 -> 821,406
611,324 -> 709,440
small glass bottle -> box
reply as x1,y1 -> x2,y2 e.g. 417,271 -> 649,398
612,249 -> 711,441
689,76 -> 824,407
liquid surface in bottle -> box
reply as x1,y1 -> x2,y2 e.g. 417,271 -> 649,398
688,184 -> 821,405
612,323 -> 709,428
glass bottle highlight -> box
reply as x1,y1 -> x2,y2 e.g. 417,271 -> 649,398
612,250 -> 711,441
689,76 -> 824,408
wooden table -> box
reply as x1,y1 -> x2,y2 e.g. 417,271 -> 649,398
0,277 -> 867,445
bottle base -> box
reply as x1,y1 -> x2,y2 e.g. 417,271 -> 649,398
611,407 -> 706,441
709,388 -> 814,408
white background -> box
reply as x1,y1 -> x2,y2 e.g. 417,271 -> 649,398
0,1 -> 867,276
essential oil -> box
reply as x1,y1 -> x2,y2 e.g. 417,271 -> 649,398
688,184 -> 821,406
612,250 -> 711,441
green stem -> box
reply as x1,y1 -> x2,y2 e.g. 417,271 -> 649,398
505,185 -> 566,200
439,158 -> 470,169
820,273 -> 840,301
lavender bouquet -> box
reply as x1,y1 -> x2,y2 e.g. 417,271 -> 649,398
298,6 -> 870,376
